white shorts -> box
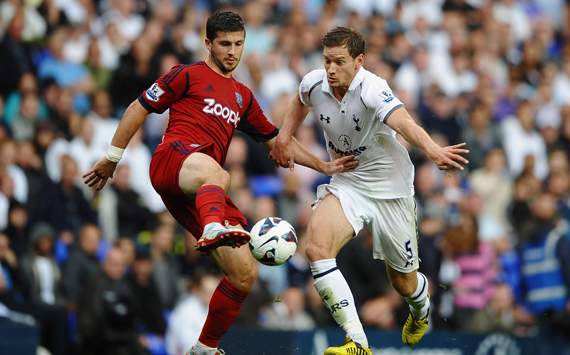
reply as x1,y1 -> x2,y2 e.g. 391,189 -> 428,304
315,182 -> 419,273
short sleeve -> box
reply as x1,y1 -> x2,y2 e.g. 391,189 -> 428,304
361,76 -> 404,123
138,64 -> 189,114
298,69 -> 325,106
237,90 -> 278,142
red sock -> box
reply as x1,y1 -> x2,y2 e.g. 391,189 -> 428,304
198,277 -> 247,348
196,184 -> 226,227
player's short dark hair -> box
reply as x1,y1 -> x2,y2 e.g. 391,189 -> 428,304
322,27 -> 365,58
206,10 -> 245,41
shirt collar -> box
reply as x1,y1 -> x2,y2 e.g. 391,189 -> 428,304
321,67 -> 366,95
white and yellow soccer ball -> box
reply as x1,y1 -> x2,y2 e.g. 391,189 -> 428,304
249,217 -> 297,266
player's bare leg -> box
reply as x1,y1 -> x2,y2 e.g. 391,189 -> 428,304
189,225 -> 257,355
305,194 -> 372,354
179,152 -> 250,252
386,266 -> 430,346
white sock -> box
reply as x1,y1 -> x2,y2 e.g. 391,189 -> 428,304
405,272 -> 430,319
311,259 -> 368,348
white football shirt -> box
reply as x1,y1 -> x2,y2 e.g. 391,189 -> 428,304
299,68 -> 414,199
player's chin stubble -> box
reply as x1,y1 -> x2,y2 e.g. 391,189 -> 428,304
212,53 -> 239,74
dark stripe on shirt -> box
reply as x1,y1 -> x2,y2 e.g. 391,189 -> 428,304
183,72 -> 190,95
307,80 -> 323,102
360,96 -> 368,109
359,82 -> 368,109
163,65 -> 186,85
137,96 -> 159,113
382,103 -> 403,124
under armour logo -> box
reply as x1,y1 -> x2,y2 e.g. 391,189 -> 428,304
206,84 -> 215,92
320,113 -> 331,124
352,114 -> 361,131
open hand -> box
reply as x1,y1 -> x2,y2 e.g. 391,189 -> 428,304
82,158 -> 117,191
428,143 -> 469,171
321,155 -> 359,176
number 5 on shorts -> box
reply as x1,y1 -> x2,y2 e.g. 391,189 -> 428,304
404,240 -> 413,267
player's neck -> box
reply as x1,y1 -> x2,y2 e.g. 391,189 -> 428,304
332,86 -> 348,101
205,57 -> 233,78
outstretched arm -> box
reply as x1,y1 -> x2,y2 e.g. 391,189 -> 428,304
385,107 -> 469,170
83,99 -> 149,190
266,137 -> 358,176
270,95 -> 310,169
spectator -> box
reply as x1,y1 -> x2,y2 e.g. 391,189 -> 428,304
98,164 -> 152,241
518,193 -> 570,335
0,233 -> 19,298
260,287 -> 315,330
461,103 -> 502,170
109,37 -> 155,110
127,245 -> 166,335
440,212 -> 498,330
0,140 -> 28,204
41,155 -> 96,237
116,237 -> 136,271
468,283 -> 517,334
3,200 -> 30,259
122,130 -> 164,213
14,140 -> 51,226
77,247 -> 144,355
86,38 -> 113,90
547,170 -> 570,224
509,175 -> 540,243
69,119 -> 104,176
0,7 -> 35,97
165,272 -> 220,355
4,72 -> 48,125
37,28 -> 94,114
19,222 -> 68,355
150,224 -> 179,310
502,100 -> 549,179
85,90 -> 118,153
103,0 -> 145,43
470,148 -> 513,234
419,87 -> 462,145
62,224 -> 101,306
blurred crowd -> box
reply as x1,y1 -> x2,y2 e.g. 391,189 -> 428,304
0,0 -> 570,354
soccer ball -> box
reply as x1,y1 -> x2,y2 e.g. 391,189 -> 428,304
249,217 -> 297,266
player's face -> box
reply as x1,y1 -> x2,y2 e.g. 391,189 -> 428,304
205,31 -> 245,74
323,46 -> 363,89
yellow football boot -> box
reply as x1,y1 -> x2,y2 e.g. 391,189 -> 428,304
324,337 -> 372,355
402,309 -> 429,346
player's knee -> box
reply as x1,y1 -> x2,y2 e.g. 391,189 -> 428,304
215,169 -> 231,190
305,239 -> 332,262
305,223 -> 334,261
179,155 -> 230,192
228,262 -> 258,292
202,167 -> 231,190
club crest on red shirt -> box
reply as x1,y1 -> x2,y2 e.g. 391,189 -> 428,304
235,92 -> 243,108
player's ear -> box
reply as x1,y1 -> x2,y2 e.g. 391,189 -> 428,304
204,37 -> 212,51
355,53 -> 364,69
